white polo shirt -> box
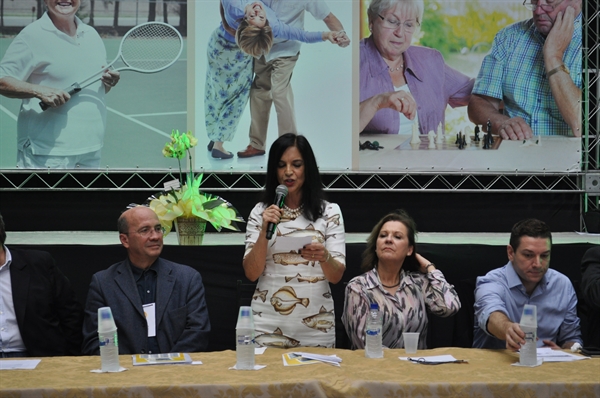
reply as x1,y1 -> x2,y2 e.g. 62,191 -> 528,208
0,13 -> 108,156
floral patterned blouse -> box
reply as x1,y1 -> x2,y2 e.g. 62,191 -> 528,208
342,267 -> 461,350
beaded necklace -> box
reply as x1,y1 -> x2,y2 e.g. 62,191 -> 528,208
283,204 -> 304,220
388,64 -> 404,72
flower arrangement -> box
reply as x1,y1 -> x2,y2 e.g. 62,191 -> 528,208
148,130 -> 244,235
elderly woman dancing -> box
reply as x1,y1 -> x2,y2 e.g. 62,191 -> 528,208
360,0 -> 473,135
343,209 -> 460,350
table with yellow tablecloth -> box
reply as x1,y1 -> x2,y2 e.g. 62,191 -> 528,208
1,347 -> 598,397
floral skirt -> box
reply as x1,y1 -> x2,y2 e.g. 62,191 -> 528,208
204,28 -> 253,142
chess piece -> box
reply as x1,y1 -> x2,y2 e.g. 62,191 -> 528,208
455,133 -> 460,145
458,133 -> 465,149
486,119 -> 492,135
463,125 -> 472,145
410,121 -> 421,144
436,122 -> 443,144
428,130 -> 436,149
474,125 -> 481,142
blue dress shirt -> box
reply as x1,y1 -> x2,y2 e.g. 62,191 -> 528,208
473,261 -> 582,348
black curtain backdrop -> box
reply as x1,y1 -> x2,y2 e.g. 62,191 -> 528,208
13,241 -> 594,352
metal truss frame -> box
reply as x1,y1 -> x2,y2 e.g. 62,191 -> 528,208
582,0 -> 600,227
0,3 -> 598,228
0,169 -> 584,193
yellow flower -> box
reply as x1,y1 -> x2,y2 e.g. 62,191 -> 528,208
150,130 -> 243,235
148,174 -> 244,235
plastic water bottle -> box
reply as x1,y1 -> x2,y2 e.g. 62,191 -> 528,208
365,302 -> 383,358
235,306 -> 255,370
98,306 -> 120,372
519,304 -> 538,366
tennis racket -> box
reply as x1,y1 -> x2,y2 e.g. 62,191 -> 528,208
40,21 -> 184,110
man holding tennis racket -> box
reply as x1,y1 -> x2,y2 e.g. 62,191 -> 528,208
0,0 -> 120,169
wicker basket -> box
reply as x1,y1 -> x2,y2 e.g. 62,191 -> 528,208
174,217 -> 207,245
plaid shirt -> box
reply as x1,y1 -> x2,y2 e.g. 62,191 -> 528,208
473,13 -> 582,136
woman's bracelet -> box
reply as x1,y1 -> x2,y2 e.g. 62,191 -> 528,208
325,251 -> 332,263
425,263 -> 436,272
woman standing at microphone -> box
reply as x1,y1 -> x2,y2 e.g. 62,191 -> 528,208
243,133 -> 346,348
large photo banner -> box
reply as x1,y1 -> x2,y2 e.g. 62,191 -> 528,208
0,0 -> 188,169
0,0 -> 583,173
191,0 -> 353,171
357,0 -> 582,173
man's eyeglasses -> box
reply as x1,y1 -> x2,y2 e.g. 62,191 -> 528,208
124,225 -> 165,237
522,0 -> 564,12
377,14 -> 420,33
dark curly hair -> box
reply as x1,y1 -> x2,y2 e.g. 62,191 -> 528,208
361,209 -> 419,272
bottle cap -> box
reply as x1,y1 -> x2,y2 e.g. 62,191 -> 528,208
236,306 -> 254,329
370,302 -> 379,310
98,306 -> 117,333
519,304 -> 537,327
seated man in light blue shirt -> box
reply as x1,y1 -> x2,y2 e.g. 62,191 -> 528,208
473,218 -> 582,350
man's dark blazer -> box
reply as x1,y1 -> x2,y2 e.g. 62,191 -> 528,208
580,246 -> 600,347
81,258 -> 210,355
8,247 -> 84,356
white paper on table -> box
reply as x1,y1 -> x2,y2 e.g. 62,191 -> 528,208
399,355 -> 461,363
255,347 -> 267,355
292,352 -> 342,365
536,347 -> 590,362
229,364 -> 267,370
273,236 -> 312,252
0,359 -> 41,370
90,366 -> 128,373
511,358 -> 543,367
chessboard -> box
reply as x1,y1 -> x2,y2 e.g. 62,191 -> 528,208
397,134 -> 502,151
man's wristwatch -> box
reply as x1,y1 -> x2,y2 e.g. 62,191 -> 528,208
546,64 -> 569,78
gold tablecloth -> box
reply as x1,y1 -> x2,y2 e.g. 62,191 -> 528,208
1,347 -> 599,397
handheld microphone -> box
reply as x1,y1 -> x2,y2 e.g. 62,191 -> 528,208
266,184 -> 288,239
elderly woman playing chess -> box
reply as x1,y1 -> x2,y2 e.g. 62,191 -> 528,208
342,209 -> 461,350
359,0 -> 474,136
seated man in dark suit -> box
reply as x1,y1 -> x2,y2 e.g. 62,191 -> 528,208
580,246 -> 600,347
0,212 -> 83,357
82,206 -> 211,355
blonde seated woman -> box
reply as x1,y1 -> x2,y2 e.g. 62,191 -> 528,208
343,209 -> 461,350
205,0 -> 345,159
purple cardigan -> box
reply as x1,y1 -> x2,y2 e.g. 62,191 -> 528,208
360,36 -> 474,135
